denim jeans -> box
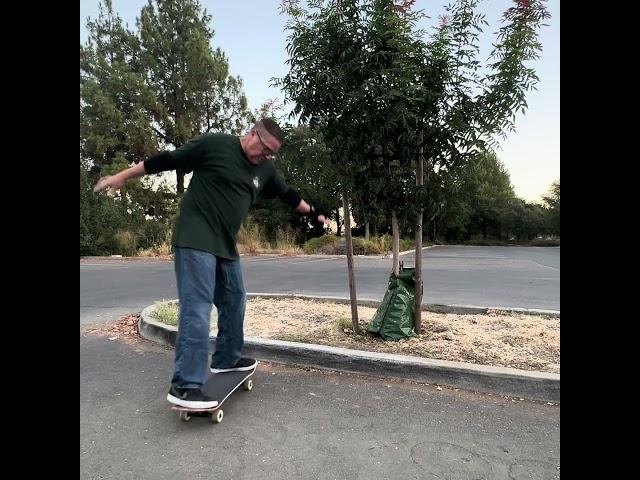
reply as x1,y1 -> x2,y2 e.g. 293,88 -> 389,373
171,247 -> 246,389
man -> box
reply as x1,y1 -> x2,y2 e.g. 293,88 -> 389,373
94,118 -> 327,409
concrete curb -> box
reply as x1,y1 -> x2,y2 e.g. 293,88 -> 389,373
246,293 -> 560,318
139,299 -> 560,402
81,245 -> 434,262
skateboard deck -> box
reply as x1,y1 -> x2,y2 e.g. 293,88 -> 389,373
171,365 -> 256,424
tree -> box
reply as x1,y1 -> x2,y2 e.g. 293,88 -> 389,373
81,0 -> 168,250
499,198 -> 545,242
81,0 -> 253,255
80,158 -> 138,255
278,0 -> 550,333
137,0 -> 253,195
277,125 -> 341,234
81,0 -> 157,172
277,0 -> 372,332
350,0 -> 550,332
542,180 -> 560,236
462,151 -> 515,239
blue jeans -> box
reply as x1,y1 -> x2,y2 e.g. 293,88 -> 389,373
172,247 -> 246,389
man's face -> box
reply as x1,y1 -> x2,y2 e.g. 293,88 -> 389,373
246,127 -> 282,164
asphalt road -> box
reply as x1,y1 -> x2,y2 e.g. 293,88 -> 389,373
80,246 -> 559,324
80,331 -> 560,480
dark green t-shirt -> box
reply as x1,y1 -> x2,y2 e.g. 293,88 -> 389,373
168,133 -> 290,259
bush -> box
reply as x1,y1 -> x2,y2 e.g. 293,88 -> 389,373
317,243 -> 347,254
152,300 -> 217,327
114,230 -> 138,257
303,235 -> 340,254
372,234 -> 392,253
529,238 -> 560,247
138,229 -> 172,256
81,162 -> 143,256
303,234 -> 418,255
237,216 -> 267,254
351,238 -> 380,255
335,317 -> 353,331
463,235 -> 509,246
274,226 -> 303,255
153,301 -> 179,326
400,237 -> 414,251
462,237 -> 559,247
137,220 -> 171,251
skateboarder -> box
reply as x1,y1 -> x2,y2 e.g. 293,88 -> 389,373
93,118 -> 328,408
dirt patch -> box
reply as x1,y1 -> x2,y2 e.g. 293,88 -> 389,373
236,298 -> 559,374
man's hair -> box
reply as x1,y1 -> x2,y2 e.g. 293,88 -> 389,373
256,118 -> 285,144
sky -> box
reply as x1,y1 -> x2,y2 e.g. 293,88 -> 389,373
80,0 -> 559,203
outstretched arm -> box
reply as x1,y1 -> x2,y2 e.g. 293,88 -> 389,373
295,199 -> 329,225
262,171 -> 329,225
277,187 -> 328,225
93,135 -> 206,193
93,161 -> 147,193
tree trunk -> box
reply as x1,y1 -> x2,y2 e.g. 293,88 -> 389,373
342,190 -> 359,332
414,145 -> 424,335
391,210 -> 399,275
336,208 -> 342,236
365,221 -> 370,241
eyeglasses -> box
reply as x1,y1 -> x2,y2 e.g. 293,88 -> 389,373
255,129 -> 276,156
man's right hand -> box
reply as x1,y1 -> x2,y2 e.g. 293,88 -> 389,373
93,174 -> 126,193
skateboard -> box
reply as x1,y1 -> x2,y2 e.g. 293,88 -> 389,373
171,364 -> 257,424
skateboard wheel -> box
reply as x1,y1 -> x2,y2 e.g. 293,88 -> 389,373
211,409 -> 224,424
243,379 -> 253,391
180,411 -> 191,422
